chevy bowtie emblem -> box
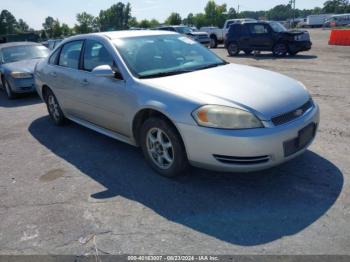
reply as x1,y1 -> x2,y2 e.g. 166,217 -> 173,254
294,109 -> 304,116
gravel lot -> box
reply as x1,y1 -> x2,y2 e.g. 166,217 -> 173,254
0,29 -> 349,255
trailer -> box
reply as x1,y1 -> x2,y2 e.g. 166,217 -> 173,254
306,14 -> 334,28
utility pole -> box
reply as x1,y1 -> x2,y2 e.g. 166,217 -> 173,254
289,0 -> 296,27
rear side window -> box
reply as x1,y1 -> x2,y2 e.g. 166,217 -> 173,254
249,24 -> 269,34
228,24 -> 241,35
58,41 -> 83,69
226,21 -> 234,28
49,48 -> 60,65
83,40 -> 114,71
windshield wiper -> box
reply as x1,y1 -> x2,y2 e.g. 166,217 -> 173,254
139,69 -> 193,79
194,62 -> 228,71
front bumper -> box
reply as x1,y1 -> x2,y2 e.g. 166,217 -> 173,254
8,76 -> 36,93
196,39 -> 211,47
177,104 -> 320,172
289,41 -> 312,53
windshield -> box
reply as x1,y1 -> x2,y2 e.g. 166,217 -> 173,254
269,22 -> 287,33
1,45 -> 49,63
114,34 -> 226,79
175,26 -> 192,34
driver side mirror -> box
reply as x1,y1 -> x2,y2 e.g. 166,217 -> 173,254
92,65 -> 123,80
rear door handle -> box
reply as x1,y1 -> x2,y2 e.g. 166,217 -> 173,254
50,72 -> 57,78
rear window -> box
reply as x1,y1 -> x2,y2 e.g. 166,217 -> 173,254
1,45 -> 48,63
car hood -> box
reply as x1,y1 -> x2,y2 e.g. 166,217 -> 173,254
2,58 -> 43,74
283,29 -> 308,36
141,63 -> 310,120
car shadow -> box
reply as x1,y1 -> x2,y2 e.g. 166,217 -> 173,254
0,88 -> 42,108
29,116 -> 343,246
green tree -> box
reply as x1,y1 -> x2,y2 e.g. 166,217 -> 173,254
139,19 -> 151,28
149,19 -> 160,28
17,19 -> 29,32
98,2 -> 131,31
204,1 -> 227,27
128,17 -> 138,28
312,7 -> 323,14
75,12 -> 96,33
323,0 -> 350,13
165,12 -> 182,25
267,4 -> 293,20
227,8 -> 238,19
61,23 -> 72,36
52,19 -> 62,38
183,13 -> 195,26
42,16 -> 55,38
192,13 -> 207,28
0,10 -> 18,34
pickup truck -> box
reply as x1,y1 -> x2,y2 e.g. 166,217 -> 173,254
200,18 -> 256,48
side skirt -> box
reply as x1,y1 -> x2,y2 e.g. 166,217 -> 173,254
66,115 -> 137,147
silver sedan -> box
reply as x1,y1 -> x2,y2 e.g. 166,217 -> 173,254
34,30 -> 320,177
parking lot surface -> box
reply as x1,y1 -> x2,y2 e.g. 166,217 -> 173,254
0,29 -> 349,255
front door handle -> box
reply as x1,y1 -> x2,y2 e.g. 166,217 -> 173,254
50,72 -> 57,78
80,79 -> 89,86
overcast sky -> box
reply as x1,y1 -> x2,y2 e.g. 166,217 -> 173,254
1,0 -> 327,29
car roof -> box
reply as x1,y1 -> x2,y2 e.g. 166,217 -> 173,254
0,41 -> 40,49
92,30 -> 177,40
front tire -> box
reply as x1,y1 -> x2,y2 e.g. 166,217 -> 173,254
44,89 -> 66,126
227,42 -> 240,56
273,43 -> 288,57
140,117 -> 189,177
4,79 -> 16,99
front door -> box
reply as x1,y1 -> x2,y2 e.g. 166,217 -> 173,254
248,24 -> 274,50
74,39 -> 130,136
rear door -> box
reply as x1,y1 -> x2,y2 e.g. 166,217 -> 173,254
248,24 -> 274,50
46,40 -> 84,117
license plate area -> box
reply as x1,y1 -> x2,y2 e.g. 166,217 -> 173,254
284,123 -> 316,157
298,123 -> 316,148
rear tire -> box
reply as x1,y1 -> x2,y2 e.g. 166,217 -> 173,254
140,117 -> 189,177
44,88 -> 66,126
289,51 -> 298,56
210,36 -> 218,48
227,42 -> 240,56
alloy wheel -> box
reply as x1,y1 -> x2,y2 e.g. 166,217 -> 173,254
228,43 -> 239,56
47,95 -> 60,121
146,127 -> 174,169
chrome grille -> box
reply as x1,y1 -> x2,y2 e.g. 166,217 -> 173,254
272,100 -> 313,126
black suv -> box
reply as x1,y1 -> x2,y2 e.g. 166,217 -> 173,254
225,21 -> 312,56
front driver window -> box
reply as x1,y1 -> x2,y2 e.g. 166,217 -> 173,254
83,40 -> 114,72
59,41 -> 83,69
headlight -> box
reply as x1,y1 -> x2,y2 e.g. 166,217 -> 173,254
192,105 -> 263,129
10,72 -> 33,79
